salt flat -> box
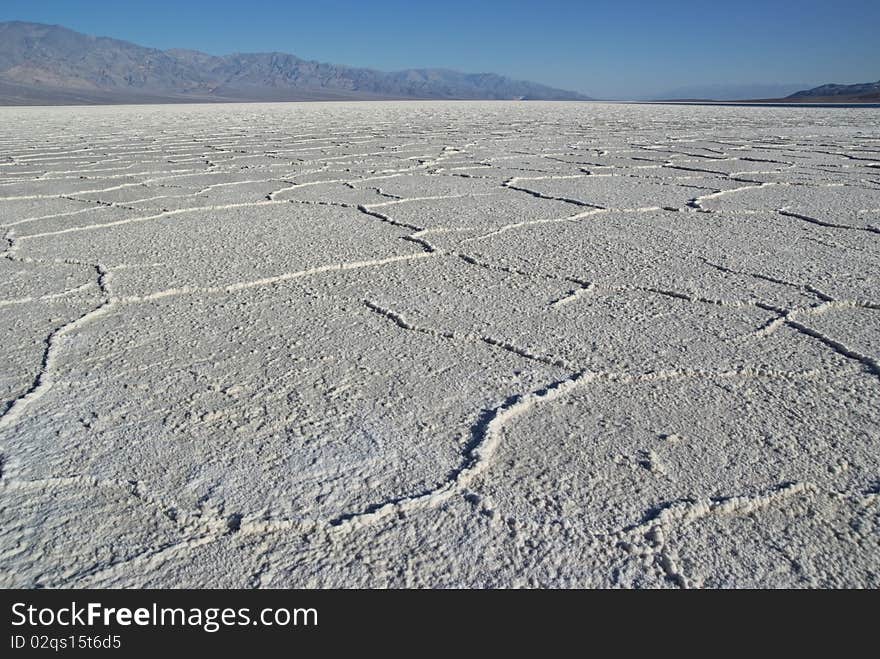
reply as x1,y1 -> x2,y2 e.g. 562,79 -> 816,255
0,101 -> 878,588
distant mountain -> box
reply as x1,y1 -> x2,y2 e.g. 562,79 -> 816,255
786,80 -> 880,102
648,80 -> 880,105
649,82 -> 814,102
0,21 -> 590,105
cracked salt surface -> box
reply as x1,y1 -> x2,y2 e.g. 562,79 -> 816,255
0,101 -> 878,588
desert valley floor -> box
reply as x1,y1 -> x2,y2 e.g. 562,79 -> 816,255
0,101 -> 878,588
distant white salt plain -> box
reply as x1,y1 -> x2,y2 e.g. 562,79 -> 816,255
0,101 -> 878,588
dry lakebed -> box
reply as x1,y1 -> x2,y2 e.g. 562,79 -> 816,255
0,101 -> 878,588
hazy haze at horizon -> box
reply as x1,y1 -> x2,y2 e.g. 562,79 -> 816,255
1,0 -> 878,99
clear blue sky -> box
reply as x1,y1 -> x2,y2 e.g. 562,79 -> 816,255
1,0 -> 878,99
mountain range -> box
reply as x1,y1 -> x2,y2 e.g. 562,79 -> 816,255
0,21 -> 590,105
649,83 -> 813,102
1,21 -> 876,106
785,80 -> 880,102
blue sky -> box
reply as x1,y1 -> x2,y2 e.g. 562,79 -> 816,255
1,0 -> 878,99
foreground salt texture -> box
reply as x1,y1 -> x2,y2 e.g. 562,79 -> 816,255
0,101 -> 878,588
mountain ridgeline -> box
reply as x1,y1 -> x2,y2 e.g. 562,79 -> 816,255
0,21 -> 591,105
786,80 -> 880,102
